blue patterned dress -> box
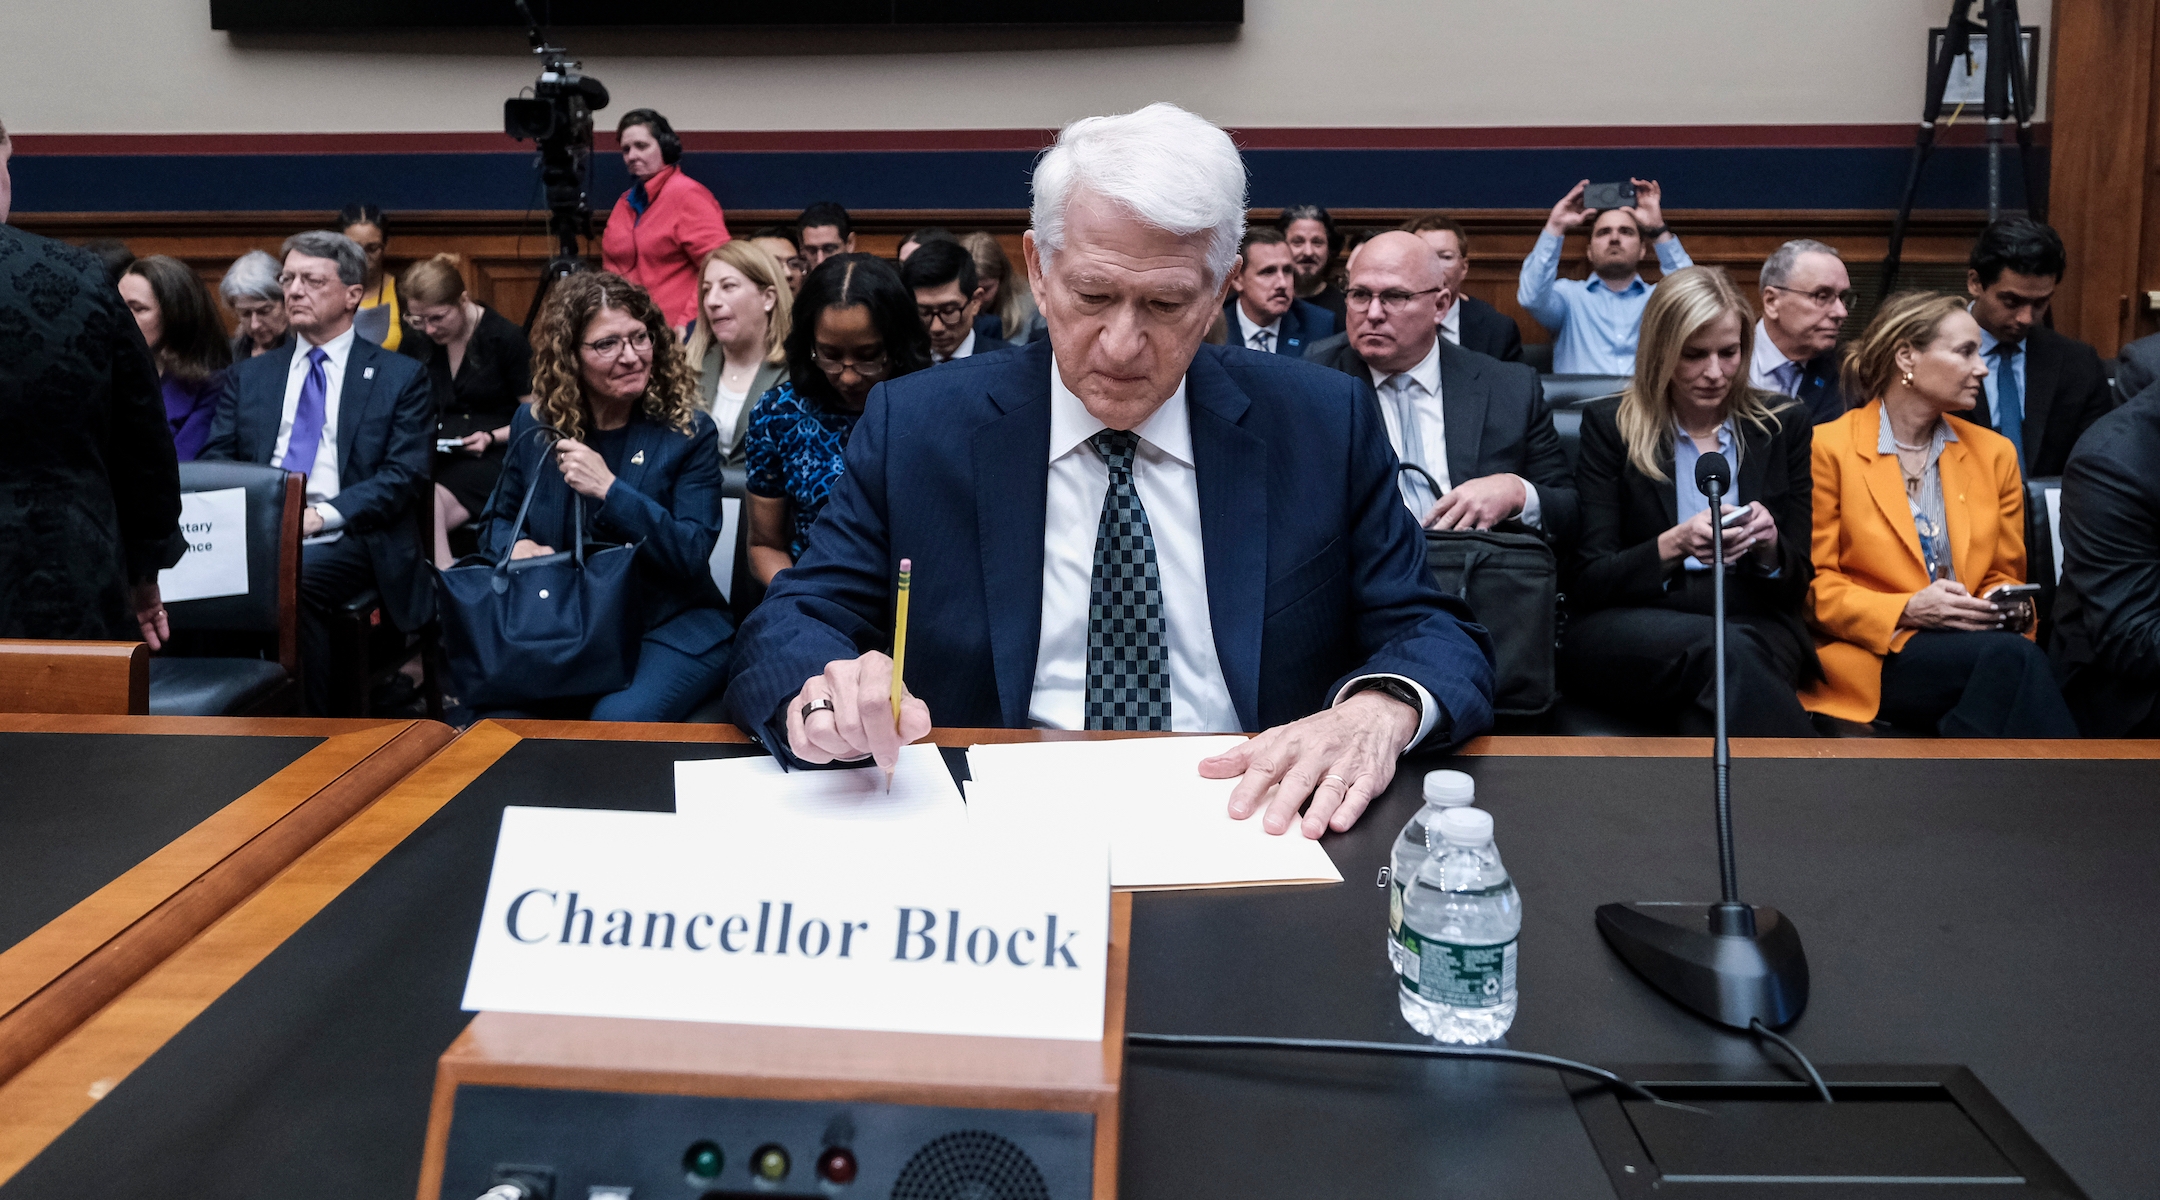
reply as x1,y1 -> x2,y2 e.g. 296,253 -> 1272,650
743,381 -> 861,561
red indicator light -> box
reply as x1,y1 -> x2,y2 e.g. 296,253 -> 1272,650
817,1146 -> 858,1185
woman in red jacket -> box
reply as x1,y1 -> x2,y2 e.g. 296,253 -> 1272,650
600,109 -> 731,333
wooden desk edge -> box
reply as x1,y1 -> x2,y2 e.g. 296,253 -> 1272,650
493,720 -> 2160,760
0,714 -> 415,736
0,720 -> 456,1088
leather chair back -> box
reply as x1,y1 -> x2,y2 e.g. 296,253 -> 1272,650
168,462 -> 301,672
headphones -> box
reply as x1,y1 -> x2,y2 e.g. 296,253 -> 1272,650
620,109 -> 681,165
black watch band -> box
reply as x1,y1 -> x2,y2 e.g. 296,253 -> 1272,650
1345,676 -> 1421,713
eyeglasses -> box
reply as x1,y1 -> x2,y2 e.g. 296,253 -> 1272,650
917,302 -> 973,328
811,348 -> 889,379
405,308 -> 463,331
277,272 -> 343,292
580,329 -> 654,359
1343,286 -> 1443,314
1767,285 -> 1857,309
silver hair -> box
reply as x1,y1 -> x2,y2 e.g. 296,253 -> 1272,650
1761,238 -> 1841,290
280,230 -> 367,287
218,249 -> 285,305
1030,102 -> 1247,286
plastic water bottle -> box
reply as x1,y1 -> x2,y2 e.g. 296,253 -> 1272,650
1386,770 -> 1478,973
1396,807 -> 1521,1044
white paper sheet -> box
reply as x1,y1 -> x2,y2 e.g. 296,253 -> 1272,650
159,487 -> 250,603
675,742 -> 966,829
2045,485 -> 2063,583
964,737 -> 1343,891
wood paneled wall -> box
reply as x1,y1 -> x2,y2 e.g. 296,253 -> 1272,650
15,208 -> 1993,347
2047,0 -> 2160,356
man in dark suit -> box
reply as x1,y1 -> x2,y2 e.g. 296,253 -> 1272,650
1403,214 -> 1525,364
202,231 -> 433,715
724,104 -> 1493,839
1222,227 -> 1336,357
2052,383 -> 2160,736
901,239 -> 1013,363
1751,238 -> 1853,424
1964,218 -> 2113,478
2114,330 -> 2160,401
0,122 -> 183,645
1305,232 -> 1578,549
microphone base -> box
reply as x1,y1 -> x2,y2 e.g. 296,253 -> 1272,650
1595,901 -> 1809,1030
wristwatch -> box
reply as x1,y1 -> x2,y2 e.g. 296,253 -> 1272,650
1639,224 -> 1670,239
1343,676 -> 1421,713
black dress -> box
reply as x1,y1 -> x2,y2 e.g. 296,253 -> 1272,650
424,307 -> 533,512
0,225 -> 182,638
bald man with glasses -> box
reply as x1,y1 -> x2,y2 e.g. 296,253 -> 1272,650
1753,238 -> 1856,425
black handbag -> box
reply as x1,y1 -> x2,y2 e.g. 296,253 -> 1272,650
436,430 -> 642,709
1401,465 -> 1560,717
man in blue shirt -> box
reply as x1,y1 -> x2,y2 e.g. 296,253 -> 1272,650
1517,178 -> 1693,375
1963,217 -> 2112,479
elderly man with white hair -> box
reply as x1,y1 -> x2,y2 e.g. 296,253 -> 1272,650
723,103 -> 1494,838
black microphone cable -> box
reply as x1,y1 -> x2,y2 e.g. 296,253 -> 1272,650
1126,1032 -> 1701,1113
1748,1018 -> 1834,1103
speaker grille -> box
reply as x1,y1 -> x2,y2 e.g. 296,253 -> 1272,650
889,1130 -> 1051,1200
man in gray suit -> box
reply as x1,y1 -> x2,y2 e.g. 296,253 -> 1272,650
1305,231 -> 1577,550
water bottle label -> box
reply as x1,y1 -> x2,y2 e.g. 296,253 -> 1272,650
1395,929 -> 1516,1009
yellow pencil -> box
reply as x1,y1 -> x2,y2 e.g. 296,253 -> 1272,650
887,558 -> 912,792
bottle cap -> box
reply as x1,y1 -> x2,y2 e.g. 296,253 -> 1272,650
1436,806 -> 1493,846
1422,769 -> 1476,807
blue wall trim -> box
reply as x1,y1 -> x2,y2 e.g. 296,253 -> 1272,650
13,145 -> 2039,214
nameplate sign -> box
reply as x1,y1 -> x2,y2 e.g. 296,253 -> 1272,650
159,487 -> 249,603
462,807 -> 1111,1041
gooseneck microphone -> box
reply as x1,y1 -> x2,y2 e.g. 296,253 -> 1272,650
1595,451 -> 1811,1029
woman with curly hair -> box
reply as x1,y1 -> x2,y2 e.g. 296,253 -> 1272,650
469,271 -> 733,721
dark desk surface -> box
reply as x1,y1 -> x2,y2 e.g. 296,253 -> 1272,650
2,725 -> 2155,1198
0,716 -> 453,1143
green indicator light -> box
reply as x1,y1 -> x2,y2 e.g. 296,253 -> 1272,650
752,1144 -> 791,1182
683,1140 -> 724,1181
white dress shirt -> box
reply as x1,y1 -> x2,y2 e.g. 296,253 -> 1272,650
1367,339 -> 1541,528
1232,304 -> 1283,353
1748,318 -> 1804,397
271,325 -> 357,540
1029,356 -> 1440,747
937,328 -> 979,364
1438,298 -> 1462,347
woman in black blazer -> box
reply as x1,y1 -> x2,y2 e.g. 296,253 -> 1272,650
1562,266 -> 1819,736
472,271 -> 733,722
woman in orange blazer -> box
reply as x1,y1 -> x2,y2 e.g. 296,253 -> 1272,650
1803,291 -> 2077,736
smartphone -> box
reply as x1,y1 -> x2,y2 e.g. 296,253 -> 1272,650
435,438 -> 464,454
1988,583 -> 2043,606
1583,181 -> 1637,211
1719,505 -> 1750,528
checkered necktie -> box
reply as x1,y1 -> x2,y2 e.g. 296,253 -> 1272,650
1086,429 -> 1170,731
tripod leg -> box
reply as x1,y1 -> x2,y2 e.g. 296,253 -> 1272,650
1883,0 -> 1975,299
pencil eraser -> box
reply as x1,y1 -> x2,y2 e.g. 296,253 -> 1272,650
900,558 -> 911,571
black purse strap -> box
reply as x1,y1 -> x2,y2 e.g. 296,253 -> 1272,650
1397,462 -> 1446,501
496,424 -> 592,574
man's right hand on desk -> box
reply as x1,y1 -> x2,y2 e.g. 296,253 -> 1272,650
787,651 -> 932,768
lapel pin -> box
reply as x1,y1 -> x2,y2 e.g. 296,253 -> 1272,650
631,450 -> 645,465
363,366 -> 375,379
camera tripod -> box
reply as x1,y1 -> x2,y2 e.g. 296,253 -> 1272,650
1879,0 -> 2042,298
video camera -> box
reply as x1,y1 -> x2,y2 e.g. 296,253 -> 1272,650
503,0 -> 608,320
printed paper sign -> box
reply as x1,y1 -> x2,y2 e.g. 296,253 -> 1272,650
462,807 -> 1110,1041
708,496 -> 741,602
159,487 -> 249,603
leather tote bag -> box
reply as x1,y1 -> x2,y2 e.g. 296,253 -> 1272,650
436,431 -> 641,709
1402,465 -> 1560,717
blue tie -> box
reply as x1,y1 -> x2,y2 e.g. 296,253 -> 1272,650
1992,341 -> 2024,473
282,347 -> 330,476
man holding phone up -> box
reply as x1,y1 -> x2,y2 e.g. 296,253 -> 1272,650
1518,178 -> 1693,375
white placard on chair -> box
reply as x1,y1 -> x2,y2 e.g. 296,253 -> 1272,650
159,487 -> 250,603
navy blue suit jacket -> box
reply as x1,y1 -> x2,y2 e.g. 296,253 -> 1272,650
722,340 -> 1495,762
202,333 -> 434,631
478,407 -> 733,657
1223,297 -> 1338,357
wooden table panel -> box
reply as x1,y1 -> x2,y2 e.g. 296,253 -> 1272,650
0,717 -> 454,1087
